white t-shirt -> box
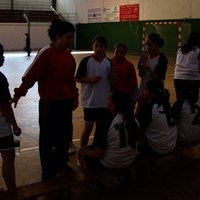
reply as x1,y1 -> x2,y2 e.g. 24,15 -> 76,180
145,104 -> 177,154
100,114 -> 138,168
174,47 -> 200,80
76,56 -> 111,108
177,100 -> 200,142
139,55 -> 159,92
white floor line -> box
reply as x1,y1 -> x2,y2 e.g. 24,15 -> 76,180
20,146 -> 39,152
20,136 -> 94,152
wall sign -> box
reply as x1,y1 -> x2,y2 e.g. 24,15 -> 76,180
102,6 -> 119,22
120,4 -> 139,21
88,8 -> 101,23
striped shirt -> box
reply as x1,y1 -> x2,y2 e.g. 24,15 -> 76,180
76,55 -> 111,108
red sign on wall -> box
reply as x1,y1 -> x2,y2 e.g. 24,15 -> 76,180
120,4 -> 139,21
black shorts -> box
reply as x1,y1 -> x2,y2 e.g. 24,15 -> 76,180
0,134 -> 14,151
84,108 -> 108,123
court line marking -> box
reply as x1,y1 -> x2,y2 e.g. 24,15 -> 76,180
20,146 -> 39,152
73,115 -> 84,119
4,51 -> 94,57
20,136 -> 94,152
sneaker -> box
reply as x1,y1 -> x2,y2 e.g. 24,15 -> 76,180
68,142 -> 77,154
77,157 -> 82,168
77,155 -> 89,169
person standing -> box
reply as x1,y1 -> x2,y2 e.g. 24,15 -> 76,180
76,36 -> 112,147
24,33 -> 31,57
110,43 -> 138,106
174,32 -> 200,102
138,33 -> 168,94
12,19 -> 78,180
0,43 -> 21,192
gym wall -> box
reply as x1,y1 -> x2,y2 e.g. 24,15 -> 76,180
76,19 -> 200,57
57,0 -> 200,23
0,23 -> 50,51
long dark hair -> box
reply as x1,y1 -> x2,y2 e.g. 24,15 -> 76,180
146,80 -> 175,126
111,91 -> 139,148
181,32 -> 200,54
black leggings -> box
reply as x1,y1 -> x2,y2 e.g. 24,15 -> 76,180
174,79 -> 200,101
39,99 -> 73,180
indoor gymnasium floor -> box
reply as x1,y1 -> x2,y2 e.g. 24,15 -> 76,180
1,51 -> 200,200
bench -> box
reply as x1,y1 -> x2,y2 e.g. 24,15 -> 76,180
1,139 -> 200,200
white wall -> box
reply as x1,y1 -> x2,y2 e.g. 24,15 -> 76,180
0,23 -> 50,51
57,0 -> 200,23
15,0 -> 51,6
191,0 -> 200,19
57,0 -> 88,23
0,0 -> 52,10
143,0 -> 190,20
57,0 -> 76,13
30,23 -> 51,50
0,0 -> 11,9
14,0 -> 52,10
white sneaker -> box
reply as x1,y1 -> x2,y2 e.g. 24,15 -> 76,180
68,142 -> 77,154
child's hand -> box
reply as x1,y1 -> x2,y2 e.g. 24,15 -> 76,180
11,96 -> 19,108
13,125 -> 21,136
90,76 -> 101,83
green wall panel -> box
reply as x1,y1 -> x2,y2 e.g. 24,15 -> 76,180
76,19 -> 200,57
145,24 -> 179,57
76,21 -> 143,53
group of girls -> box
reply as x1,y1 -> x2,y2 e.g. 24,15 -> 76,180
78,32 -> 200,170
0,18 -> 200,193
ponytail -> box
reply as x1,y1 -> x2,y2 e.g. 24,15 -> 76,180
146,80 -> 175,126
124,107 -> 139,148
181,32 -> 200,54
111,91 -> 139,148
158,89 -> 175,126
